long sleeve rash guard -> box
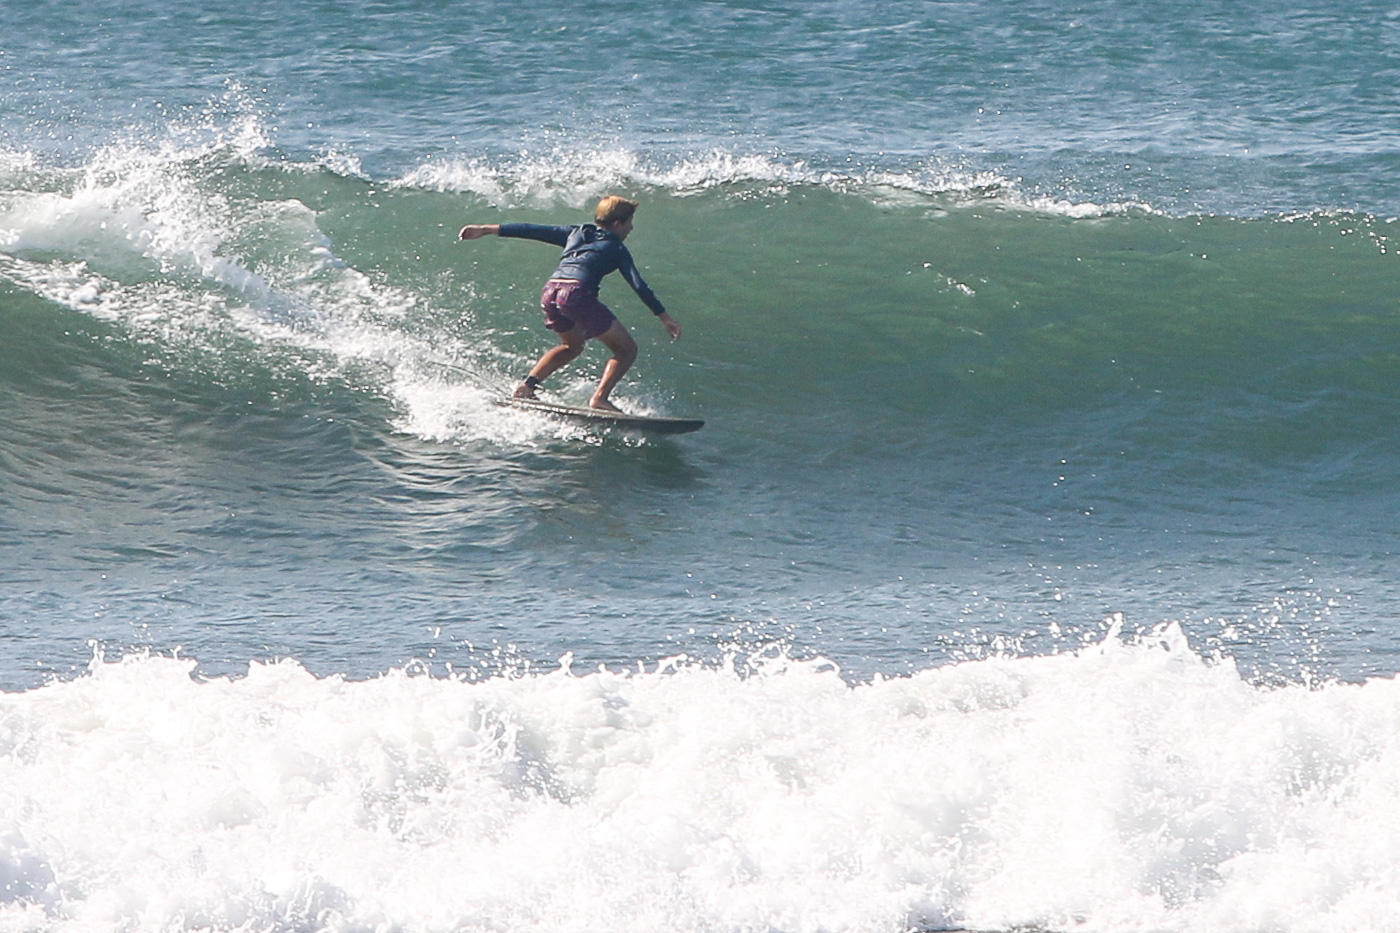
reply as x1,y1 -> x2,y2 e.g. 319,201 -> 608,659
499,223 -> 667,316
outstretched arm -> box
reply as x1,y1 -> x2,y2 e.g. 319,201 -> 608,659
458,224 -> 500,240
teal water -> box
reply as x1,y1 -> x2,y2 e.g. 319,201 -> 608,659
4,2 -> 1400,931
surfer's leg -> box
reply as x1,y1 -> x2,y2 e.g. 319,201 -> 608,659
513,327 -> 587,398
588,320 -> 637,411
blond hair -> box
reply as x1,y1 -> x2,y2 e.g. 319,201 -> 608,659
594,195 -> 639,227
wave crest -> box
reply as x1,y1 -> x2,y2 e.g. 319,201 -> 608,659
392,146 -> 1151,217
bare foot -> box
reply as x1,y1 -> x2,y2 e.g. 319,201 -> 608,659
589,397 -> 623,412
513,382 -> 537,399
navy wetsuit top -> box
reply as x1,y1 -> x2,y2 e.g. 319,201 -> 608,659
499,223 -> 667,316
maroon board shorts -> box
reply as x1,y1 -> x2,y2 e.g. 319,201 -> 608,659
540,279 -> 617,339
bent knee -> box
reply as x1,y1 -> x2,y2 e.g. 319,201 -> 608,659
601,328 -> 638,363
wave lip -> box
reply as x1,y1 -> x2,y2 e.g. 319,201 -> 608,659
391,146 -> 1151,217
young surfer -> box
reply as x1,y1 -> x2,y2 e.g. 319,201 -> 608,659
458,196 -> 681,412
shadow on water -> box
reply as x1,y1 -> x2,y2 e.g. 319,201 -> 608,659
355,417 -> 713,572
370,415 -> 710,505
529,432 -> 709,492
495,434 -> 713,561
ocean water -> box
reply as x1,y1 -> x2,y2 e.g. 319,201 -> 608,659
4,1 -> 1400,931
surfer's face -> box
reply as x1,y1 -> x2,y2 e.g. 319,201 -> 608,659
606,217 -> 634,240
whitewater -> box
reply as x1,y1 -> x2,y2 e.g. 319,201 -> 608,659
5,625 -> 1400,933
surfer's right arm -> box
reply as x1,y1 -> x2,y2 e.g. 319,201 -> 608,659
458,224 -> 498,240
458,223 -> 575,246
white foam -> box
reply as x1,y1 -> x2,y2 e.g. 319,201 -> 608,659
392,145 -> 1152,218
2,626 -> 1398,933
0,117 -> 590,448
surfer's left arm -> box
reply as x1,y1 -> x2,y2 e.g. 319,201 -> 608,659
458,224 -> 499,240
618,248 -> 681,340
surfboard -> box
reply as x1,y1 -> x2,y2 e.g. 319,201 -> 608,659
495,397 -> 704,434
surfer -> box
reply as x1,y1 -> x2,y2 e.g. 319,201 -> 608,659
458,196 -> 682,412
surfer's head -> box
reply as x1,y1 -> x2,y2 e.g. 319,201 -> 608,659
595,195 -> 638,234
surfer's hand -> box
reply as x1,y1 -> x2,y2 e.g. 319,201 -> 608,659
458,224 -> 498,241
659,313 -> 681,340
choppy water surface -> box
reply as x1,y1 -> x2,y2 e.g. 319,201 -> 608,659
4,1 -> 1400,930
